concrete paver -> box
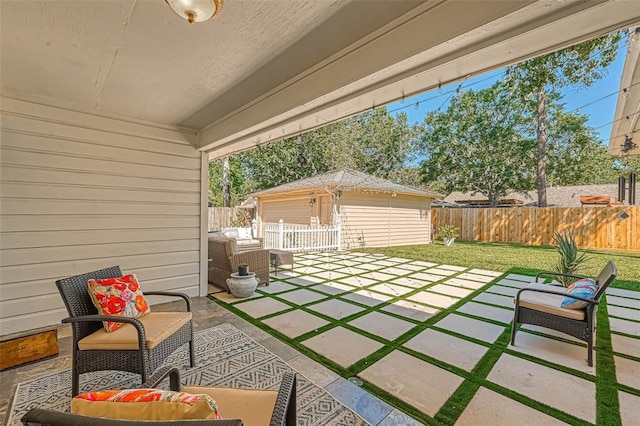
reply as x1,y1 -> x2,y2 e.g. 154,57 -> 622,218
607,288 -> 640,299
608,305 -> 640,321
360,271 -> 398,282
382,300 -> 438,321
390,276 -> 429,289
614,356 -> 640,390
485,285 -> 518,297
378,409 -> 423,426
340,290 -> 392,307
445,278 -> 486,290
307,298 -> 366,320
339,276 -> 378,287
359,350 -> 464,417
611,334 -> 640,358
457,301 -> 513,324
429,284 -> 474,298
325,378 -> 393,425
606,295 -> 640,309
369,283 -> 415,296
457,273 -> 494,283
473,292 -> 514,308
497,278 -> 533,288
619,391 -> 640,426
302,326 -> 383,368
409,272 -> 444,282
262,309 -> 329,338
276,288 -> 327,305
233,297 -> 291,318
285,276 -> 325,286
408,291 -> 460,309
609,318 -> 640,336
310,282 -> 354,295
348,311 -> 415,341
509,332 -> 595,374
435,313 -> 505,343
405,329 -> 488,371
257,281 -> 297,294
313,270 -> 348,280
467,269 -> 502,277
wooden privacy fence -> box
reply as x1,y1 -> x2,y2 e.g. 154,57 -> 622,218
431,206 -> 640,251
208,207 -> 254,230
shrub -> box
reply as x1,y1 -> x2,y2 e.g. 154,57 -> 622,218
552,230 -> 590,287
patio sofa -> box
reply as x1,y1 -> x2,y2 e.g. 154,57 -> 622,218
208,236 -> 270,292
208,227 -> 263,253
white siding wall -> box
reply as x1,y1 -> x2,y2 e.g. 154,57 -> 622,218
339,192 -> 431,248
0,98 -> 204,336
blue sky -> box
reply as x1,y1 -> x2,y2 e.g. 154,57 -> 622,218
389,42 -> 627,145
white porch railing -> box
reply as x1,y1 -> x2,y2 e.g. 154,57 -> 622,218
262,219 -> 341,252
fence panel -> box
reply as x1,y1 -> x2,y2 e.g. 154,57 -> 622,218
263,220 -> 341,252
208,207 -> 253,230
431,206 -> 640,250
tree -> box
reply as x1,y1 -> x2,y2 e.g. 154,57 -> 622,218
507,31 -> 621,206
208,156 -> 245,206
419,83 -> 535,206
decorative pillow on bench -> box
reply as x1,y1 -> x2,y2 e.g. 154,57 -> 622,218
561,278 -> 598,309
72,388 -> 223,420
88,274 -> 151,332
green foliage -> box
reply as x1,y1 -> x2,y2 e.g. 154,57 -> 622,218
208,157 -> 245,206
438,225 -> 459,239
419,82 -> 535,206
552,231 -> 590,287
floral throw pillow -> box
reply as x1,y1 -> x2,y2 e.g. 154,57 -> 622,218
561,278 -> 598,309
72,388 -> 223,420
88,274 -> 151,332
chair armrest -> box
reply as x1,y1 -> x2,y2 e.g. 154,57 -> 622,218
143,291 -> 192,312
62,315 -> 147,350
230,249 -> 270,266
270,372 -> 296,426
21,408 -> 243,425
141,366 -> 182,391
514,287 -> 599,305
535,270 -> 586,283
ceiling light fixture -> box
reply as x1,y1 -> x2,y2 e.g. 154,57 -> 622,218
165,0 -> 223,24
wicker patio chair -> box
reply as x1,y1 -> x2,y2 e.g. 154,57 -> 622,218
56,266 -> 196,396
510,261 -> 617,366
208,237 -> 270,292
21,367 -> 297,426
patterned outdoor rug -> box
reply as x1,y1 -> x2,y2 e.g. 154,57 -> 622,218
7,323 -> 368,425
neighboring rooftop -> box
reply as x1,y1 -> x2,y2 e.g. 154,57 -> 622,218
251,169 -> 443,198
444,184 -> 639,207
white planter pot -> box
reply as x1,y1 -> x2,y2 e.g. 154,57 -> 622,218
443,237 -> 455,247
226,272 -> 259,298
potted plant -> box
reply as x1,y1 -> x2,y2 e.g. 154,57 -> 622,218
438,225 -> 459,247
552,230 -> 590,287
237,263 -> 249,276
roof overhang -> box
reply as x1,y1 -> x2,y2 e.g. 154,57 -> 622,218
609,27 -> 640,156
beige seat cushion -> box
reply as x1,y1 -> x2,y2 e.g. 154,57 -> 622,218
517,283 -> 585,321
182,386 -> 278,426
78,312 -> 192,350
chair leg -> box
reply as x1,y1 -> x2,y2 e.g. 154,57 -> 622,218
72,366 -> 80,397
510,307 -> 519,346
587,333 -> 594,367
189,338 -> 196,367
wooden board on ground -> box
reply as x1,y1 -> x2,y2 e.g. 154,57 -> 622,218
0,330 -> 58,370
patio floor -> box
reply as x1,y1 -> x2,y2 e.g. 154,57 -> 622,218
212,250 -> 640,425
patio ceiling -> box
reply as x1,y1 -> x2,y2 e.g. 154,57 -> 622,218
1,1 -> 640,158
609,27 -> 640,156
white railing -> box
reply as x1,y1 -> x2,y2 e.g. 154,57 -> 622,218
262,219 -> 341,252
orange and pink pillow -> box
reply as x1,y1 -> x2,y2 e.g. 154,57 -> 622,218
88,274 -> 150,332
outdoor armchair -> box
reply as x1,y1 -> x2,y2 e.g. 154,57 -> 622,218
21,367 -> 297,426
510,261 -> 617,366
56,266 -> 196,396
208,237 -> 270,292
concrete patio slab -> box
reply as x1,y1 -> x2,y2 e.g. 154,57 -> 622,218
338,276 -> 378,287
356,263 -> 384,271
378,409 -> 423,426
456,387 -> 566,426
435,264 -> 467,272
360,271 -> 398,281
295,266 -> 325,275
497,278 -> 533,288
429,284 -> 474,298
338,259 -> 364,267
609,318 -> 640,336
445,278 -> 486,290
390,276 -> 428,289
505,273 -> 536,282
609,305 -> 640,321
210,290 -> 262,303
487,354 -> 596,422
509,332 -> 595,374
313,270 -> 348,280
407,291 -> 459,309
295,259 -> 317,266
405,329 -> 488,371
325,378 -> 393,425
307,298 -> 366,320
234,297 -> 292,318
408,272 -> 445,282
262,309 -> 329,338
375,260 -> 402,267
382,300 -> 439,322
619,391 -> 640,426
334,266 -> 368,275
276,289 -> 327,305
311,262 -> 341,271
607,288 -> 640,299
285,276 -> 325,286
607,295 -> 640,309
287,354 -> 340,388
369,283 -> 415,296
359,350 -> 464,417
614,356 -> 640,390
257,281 -> 298,294
426,268 -> 458,277
467,268 -> 502,277
340,290 -> 392,307
473,292 -> 514,308
310,282 -> 353,295
273,271 -> 300,279
348,311 -> 415,341
457,301 -> 513,324
381,267 -> 414,276
435,313 -> 505,343
411,261 -> 439,268
457,273 -> 494,283
485,285 -> 518,297
611,334 -> 640,358
394,263 -> 428,272
521,324 -> 583,343
302,326 -> 384,368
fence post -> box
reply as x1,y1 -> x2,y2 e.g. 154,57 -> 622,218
252,219 -> 257,238
336,220 -> 342,251
278,219 -> 284,250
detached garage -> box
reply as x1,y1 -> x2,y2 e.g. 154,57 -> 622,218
252,169 -> 442,249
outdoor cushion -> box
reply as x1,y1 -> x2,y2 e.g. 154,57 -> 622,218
561,278 -> 598,309
236,239 -> 261,246
222,229 -> 240,239
182,386 -> 278,426
237,227 -> 253,239
88,274 -> 151,332
72,388 -> 222,420
78,312 -> 192,350
517,283 -> 585,321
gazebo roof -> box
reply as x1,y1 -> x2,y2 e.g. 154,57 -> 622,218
251,169 -> 443,198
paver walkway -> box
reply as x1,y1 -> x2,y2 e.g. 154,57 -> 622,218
212,251 -> 640,425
